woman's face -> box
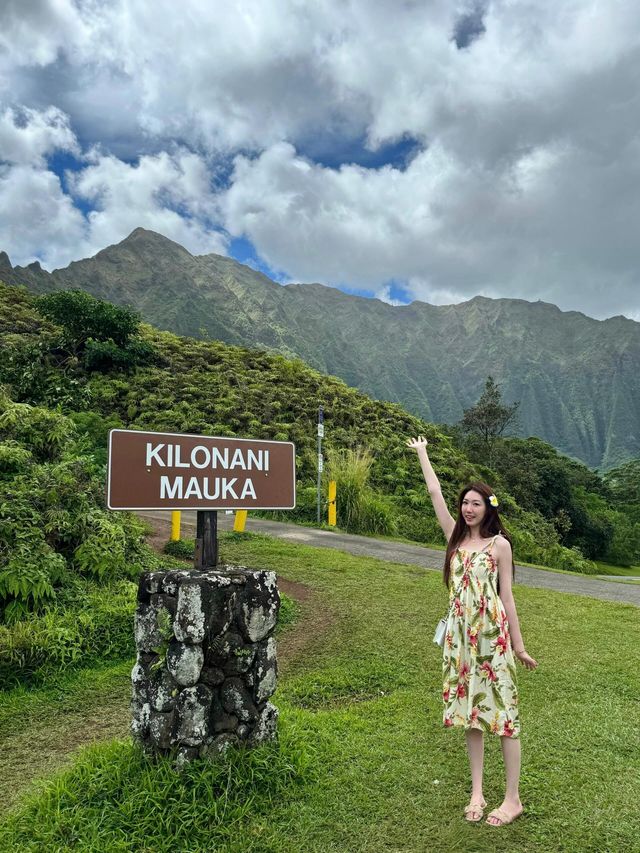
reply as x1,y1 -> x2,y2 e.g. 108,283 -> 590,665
461,490 -> 487,527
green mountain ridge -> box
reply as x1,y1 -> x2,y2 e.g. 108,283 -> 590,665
3,227 -> 639,470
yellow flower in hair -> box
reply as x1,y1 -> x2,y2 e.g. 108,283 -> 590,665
488,494 -> 499,507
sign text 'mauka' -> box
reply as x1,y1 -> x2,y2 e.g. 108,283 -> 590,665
107,429 -> 296,510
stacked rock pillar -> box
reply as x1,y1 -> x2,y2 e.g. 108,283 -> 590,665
131,564 -> 280,767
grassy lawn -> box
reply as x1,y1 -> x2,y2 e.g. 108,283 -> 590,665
0,662 -> 133,815
594,561 -> 640,578
1,533 -> 639,852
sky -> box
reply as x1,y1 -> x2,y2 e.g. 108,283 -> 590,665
1,0 -> 640,320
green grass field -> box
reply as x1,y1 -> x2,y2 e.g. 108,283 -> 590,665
1,533 -> 639,852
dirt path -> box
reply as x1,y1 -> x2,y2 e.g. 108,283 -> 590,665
147,515 -> 336,678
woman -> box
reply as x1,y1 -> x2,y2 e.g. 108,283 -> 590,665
406,434 -> 538,827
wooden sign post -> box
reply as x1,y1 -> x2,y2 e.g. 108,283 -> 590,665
196,509 -> 218,569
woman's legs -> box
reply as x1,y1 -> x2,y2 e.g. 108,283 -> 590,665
464,728 -> 485,802
486,736 -> 523,825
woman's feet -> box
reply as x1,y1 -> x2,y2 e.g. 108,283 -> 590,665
486,798 -> 523,826
463,797 -> 487,822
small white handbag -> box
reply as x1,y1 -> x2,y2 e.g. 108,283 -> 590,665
433,616 -> 447,647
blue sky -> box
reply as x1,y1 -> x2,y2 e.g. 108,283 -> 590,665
1,1 -> 640,321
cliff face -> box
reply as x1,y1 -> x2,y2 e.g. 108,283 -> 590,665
4,227 -> 639,469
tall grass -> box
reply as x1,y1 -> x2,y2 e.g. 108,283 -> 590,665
326,445 -> 397,535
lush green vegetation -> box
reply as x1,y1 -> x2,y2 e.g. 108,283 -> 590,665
2,280 -> 637,583
0,390 -> 153,625
1,534 -> 638,852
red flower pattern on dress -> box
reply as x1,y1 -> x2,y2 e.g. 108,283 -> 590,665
502,719 -> 516,737
479,661 -> 498,682
443,542 -> 519,738
494,634 -> 508,656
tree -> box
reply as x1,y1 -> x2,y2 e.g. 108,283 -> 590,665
35,290 -> 155,373
459,376 -> 519,466
36,290 -> 140,351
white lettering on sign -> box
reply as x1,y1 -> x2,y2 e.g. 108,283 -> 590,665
159,475 -> 182,499
159,475 -> 257,501
147,443 -> 270,471
240,479 -> 256,499
146,443 -> 165,466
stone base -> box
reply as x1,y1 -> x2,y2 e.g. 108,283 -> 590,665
131,564 -> 280,766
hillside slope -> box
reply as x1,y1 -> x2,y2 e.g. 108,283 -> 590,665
3,229 -> 639,469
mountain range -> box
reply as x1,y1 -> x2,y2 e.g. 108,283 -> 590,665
2,227 -> 639,470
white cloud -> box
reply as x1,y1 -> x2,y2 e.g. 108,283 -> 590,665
0,105 -> 78,165
69,148 -> 226,258
0,163 -> 86,269
2,2 -> 640,318
0,0 -> 87,70
375,285 -> 405,307
221,135 -> 640,319
0,107 -> 226,268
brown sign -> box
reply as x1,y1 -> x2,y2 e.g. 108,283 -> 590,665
107,429 -> 296,510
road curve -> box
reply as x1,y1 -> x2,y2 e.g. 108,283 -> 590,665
140,511 -> 640,608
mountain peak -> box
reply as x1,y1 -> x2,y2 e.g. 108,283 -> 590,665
0,251 -> 12,271
85,228 -> 195,267
120,227 -> 192,251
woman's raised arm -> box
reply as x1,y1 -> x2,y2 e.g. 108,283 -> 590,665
406,435 -> 456,541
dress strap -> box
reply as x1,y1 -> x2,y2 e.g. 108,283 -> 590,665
480,534 -> 498,553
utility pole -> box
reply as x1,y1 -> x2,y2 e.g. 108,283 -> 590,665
317,405 -> 324,524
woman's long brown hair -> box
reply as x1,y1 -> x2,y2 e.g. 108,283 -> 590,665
443,481 -> 515,596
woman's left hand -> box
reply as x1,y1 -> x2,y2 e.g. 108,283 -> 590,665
515,650 -> 538,670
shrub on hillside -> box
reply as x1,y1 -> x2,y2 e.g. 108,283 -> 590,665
164,538 -> 196,559
323,445 -> 398,535
394,508 -> 446,547
0,394 -> 148,622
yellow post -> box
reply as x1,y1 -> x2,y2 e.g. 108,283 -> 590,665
328,480 -> 337,526
170,511 -> 181,541
234,510 -> 248,532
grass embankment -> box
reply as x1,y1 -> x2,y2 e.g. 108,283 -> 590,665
1,533 -> 639,852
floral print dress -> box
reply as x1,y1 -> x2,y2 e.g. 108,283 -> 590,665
442,535 -> 520,738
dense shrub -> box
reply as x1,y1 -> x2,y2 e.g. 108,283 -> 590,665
0,395 -> 148,622
394,507 -> 446,547
0,579 -> 137,687
356,492 -> 398,536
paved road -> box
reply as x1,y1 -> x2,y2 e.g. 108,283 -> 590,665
142,511 -> 640,608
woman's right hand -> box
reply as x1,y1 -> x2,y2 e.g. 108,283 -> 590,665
406,435 -> 428,452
